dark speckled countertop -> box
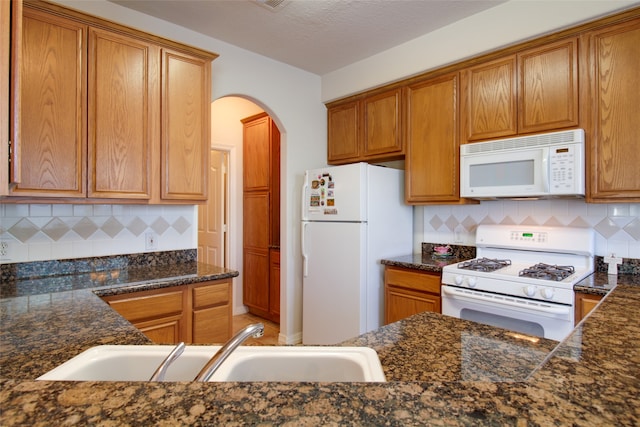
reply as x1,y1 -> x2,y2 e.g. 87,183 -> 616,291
381,243 -> 476,272
0,255 -> 639,425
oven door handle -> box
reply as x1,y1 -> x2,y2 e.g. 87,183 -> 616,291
441,286 -> 571,315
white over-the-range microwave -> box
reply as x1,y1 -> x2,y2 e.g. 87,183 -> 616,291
460,129 -> 585,200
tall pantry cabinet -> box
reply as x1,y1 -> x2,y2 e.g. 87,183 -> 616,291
242,113 -> 281,323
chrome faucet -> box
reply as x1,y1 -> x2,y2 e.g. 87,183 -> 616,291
149,342 -> 185,382
194,323 -> 264,382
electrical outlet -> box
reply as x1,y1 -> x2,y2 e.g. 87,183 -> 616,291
145,232 -> 158,250
0,241 -> 10,260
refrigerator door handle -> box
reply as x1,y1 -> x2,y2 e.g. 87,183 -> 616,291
301,222 -> 309,278
301,171 -> 309,221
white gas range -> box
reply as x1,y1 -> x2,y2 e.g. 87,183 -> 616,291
441,224 -> 595,342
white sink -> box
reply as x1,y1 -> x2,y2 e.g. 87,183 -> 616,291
210,346 -> 385,382
37,345 -> 386,382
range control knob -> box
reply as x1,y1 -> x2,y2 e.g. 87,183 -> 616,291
541,288 -> 555,300
454,275 -> 464,285
524,285 -> 536,297
467,277 -> 477,288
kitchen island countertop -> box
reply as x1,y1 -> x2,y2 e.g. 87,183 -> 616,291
1,268 -> 639,425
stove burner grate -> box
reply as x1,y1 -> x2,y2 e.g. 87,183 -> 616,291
457,257 -> 512,272
518,263 -> 575,281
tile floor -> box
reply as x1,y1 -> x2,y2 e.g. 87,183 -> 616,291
232,313 -> 280,345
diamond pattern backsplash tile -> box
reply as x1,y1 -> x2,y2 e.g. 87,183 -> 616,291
8,218 -> 39,243
417,200 -> 640,258
0,204 -> 196,263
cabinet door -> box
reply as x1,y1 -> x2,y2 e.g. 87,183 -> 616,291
269,248 -> 280,322
193,306 -> 230,343
575,292 -> 603,325
104,287 -> 186,344
461,56 -> 517,142
518,38 -> 579,134
405,73 -> 462,203
384,266 -> 442,324
135,315 -> 183,344
243,249 -> 270,313
161,48 -> 209,201
327,100 -> 359,164
2,0 -> 21,195
11,9 -> 87,197
586,18 -> 640,202
385,286 -> 441,325
243,192 -> 270,314
242,113 -> 271,191
362,88 -> 403,159
88,28 -> 156,199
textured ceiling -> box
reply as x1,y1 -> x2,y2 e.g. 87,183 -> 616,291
110,0 -> 506,75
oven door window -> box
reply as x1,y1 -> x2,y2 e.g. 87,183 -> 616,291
460,308 -> 545,338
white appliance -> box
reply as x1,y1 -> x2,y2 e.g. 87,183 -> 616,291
460,129 -> 585,199
301,163 -> 412,345
441,224 -> 594,342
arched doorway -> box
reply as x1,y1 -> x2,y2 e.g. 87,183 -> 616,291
199,96 -> 282,344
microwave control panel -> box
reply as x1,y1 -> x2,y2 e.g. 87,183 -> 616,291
549,144 -> 582,192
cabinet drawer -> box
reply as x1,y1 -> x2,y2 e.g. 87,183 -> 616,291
385,267 -> 441,294
192,282 -> 229,309
106,290 -> 184,322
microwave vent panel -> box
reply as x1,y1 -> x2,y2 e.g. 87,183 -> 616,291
461,129 -> 585,155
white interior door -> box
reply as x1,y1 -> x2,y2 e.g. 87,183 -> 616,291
198,150 -> 228,266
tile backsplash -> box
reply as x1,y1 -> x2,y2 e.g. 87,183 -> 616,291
416,200 -> 640,259
0,204 -> 197,264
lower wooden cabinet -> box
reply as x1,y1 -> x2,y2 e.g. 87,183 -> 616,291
191,281 -> 233,343
384,266 -> 441,324
575,292 -> 603,325
102,279 -> 232,344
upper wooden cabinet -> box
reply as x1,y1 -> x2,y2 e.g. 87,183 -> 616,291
362,89 -> 403,158
583,17 -> 640,202
6,1 -> 216,203
518,39 -> 579,134
327,87 -> 403,164
405,73 -> 470,204
461,38 -> 579,143
461,56 -> 517,142
327,100 -> 359,163
88,27 -> 157,199
11,8 -> 87,198
1,0 -> 22,196
243,113 -> 274,191
160,48 -> 210,201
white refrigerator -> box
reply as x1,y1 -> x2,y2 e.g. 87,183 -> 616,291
301,162 -> 413,344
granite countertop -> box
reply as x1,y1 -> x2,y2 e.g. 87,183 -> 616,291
1,265 -> 639,425
574,271 -> 620,296
381,244 -> 476,273
1,261 -> 239,299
